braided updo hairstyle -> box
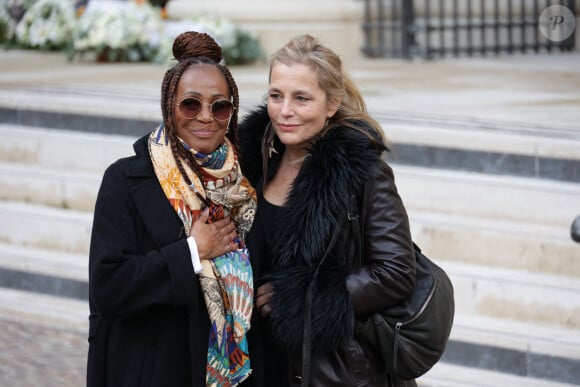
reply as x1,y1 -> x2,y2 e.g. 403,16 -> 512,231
160,31 -> 241,187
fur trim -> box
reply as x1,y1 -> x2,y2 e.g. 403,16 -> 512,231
238,105 -> 270,188
239,106 -> 387,354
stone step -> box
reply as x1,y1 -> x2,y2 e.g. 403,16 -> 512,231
3,155 -> 579,228
0,287 -> 88,333
410,210 -> 580,278
418,362 -> 579,387
381,117 -> 580,161
443,314 -> 580,386
0,201 -> 92,255
3,71 -> 580,183
0,123 -> 134,172
0,198 -> 578,330
3,108 -> 579,180
0,242 -> 86,282
0,283 -> 578,386
2,123 -> 578,222
394,165 -> 580,229
438,259 -> 580,329
0,242 -> 87,301
0,192 -> 576,286
0,161 -> 100,212
1,125 -> 578,281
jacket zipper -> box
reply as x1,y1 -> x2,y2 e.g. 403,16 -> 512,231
392,280 -> 436,372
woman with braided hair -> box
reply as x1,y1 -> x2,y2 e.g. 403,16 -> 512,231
87,31 -> 264,387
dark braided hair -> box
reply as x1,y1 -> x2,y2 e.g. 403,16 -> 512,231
160,31 -> 241,188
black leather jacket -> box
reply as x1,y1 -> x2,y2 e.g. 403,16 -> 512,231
239,107 -> 417,387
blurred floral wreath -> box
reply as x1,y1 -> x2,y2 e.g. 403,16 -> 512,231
0,0 -> 264,65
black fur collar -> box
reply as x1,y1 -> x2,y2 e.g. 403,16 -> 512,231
239,105 -> 387,353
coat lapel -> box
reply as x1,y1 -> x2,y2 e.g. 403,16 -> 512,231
132,178 -> 184,246
128,135 -> 184,246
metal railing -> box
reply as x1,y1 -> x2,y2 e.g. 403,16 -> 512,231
361,0 -> 577,59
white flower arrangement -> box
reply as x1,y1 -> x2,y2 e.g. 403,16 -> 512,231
3,0 -> 263,65
14,0 -> 75,49
195,17 -> 237,49
153,18 -> 236,65
155,17 -> 263,66
72,1 -> 163,62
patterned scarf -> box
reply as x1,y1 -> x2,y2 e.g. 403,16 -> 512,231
149,125 -> 256,386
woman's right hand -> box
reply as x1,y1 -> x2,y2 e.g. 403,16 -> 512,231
190,208 -> 239,260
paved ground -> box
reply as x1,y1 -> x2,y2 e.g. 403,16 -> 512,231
0,318 -> 86,387
0,288 -> 88,387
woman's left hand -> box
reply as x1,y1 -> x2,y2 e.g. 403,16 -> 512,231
256,282 -> 273,317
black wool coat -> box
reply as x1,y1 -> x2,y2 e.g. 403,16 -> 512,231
238,107 -> 418,387
87,134 -> 264,387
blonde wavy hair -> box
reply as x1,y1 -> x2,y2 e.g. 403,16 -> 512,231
269,34 -> 387,145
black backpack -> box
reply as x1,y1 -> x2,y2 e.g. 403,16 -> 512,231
300,195 -> 455,386
350,196 -> 455,380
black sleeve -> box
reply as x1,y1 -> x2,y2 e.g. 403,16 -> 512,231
346,162 -> 416,316
89,161 -> 200,317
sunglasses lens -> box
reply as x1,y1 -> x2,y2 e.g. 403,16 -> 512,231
179,98 -> 202,119
178,98 -> 233,121
212,100 -> 234,121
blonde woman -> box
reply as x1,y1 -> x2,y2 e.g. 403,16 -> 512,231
239,35 -> 417,387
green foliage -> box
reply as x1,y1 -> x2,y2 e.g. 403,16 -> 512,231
222,28 -> 264,66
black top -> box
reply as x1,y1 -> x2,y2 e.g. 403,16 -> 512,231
250,194 -> 284,279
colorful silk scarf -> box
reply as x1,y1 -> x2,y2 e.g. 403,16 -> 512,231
149,125 -> 256,386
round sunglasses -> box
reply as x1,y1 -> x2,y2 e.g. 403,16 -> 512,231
177,97 -> 235,122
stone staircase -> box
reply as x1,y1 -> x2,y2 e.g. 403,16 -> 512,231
2,48 -> 580,385
1,120 -> 579,385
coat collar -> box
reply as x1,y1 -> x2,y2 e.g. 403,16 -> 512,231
125,134 -> 154,178
239,107 -> 388,354
126,133 -> 185,246
239,106 -> 387,267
